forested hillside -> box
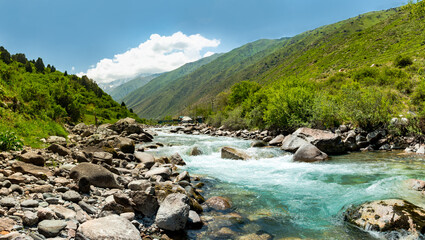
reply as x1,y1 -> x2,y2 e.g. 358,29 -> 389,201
0,47 -> 139,146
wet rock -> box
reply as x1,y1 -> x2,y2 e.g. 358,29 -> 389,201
38,219 -> 67,237
281,135 -> 308,153
293,127 -> 345,154
205,196 -> 232,211
78,215 -> 141,240
134,152 -> 155,169
190,147 -> 203,156
221,147 -> 250,160
70,163 -> 122,193
155,193 -> 190,231
187,210 -> 203,229
170,153 -> 186,165
19,151 -> 45,166
11,161 -> 52,178
251,141 -> 267,148
131,191 -> 159,217
47,143 -> 71,156
406,179 -> 425,191
269,134 -> 285,146
292,143 -> 328,162
344,199 -> 425,236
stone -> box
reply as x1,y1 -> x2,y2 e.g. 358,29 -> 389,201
134,152 -> 155,169
251,141 -> 267,148
37,208 -> 55,220
11,161 -> 52,178
114,137 -> 135,154
366,130 -> 385,143
120,212 -> 135,221
293,127 -> 345,154
72,151 -> 89,163
190,147 -> 203,156
221,147 -> 250,160
47,136 -> 66,144
128,180 -> 151,191
69,163 -> 122,193
49,205 -> 77,219
292,143 -> 328,162
238,233 -> 272,240
38,220 -> 67,238
175,171 -> 190,183
19,151 -> 45,166
187,210 -> 202,229
23,211 -> 39,226
144,167 -> 171,179
62,190 -> 82,203
170,153 -> 186,165
47,144 -> 71,156
78,215 -> 141,240
268,134 -> 285,146
281,135 -> 309,153
30,184 -> 54,193
92,151 -> 113,165
78,201 -> 98,215
406,179 -> 425,191
131,191 -> 159,217
344,199 -> 425,236
0,197 -> 17,208
205,196 -> 232,211
21,199 -> 39,208
155,193 -> 190,231
0,218 -> 16,232
417,145 -> 425,154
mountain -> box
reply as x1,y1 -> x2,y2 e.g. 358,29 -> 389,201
98,73 -> 155,94
110,73 -> 161,101
0,48 -> 139,146
123,40 -> 288,118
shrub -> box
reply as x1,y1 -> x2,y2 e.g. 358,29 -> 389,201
0,131 -> 23,151
394,55 -> 413,68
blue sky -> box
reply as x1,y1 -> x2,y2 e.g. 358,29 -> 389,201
0,0 -> 405,82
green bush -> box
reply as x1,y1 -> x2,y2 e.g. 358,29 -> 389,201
0,131 -> 23,151
394,55 -> 413,68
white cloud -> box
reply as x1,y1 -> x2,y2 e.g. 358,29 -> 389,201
203,51 -> 215,58
78,32 -> 220,83
71,66 -> 75,71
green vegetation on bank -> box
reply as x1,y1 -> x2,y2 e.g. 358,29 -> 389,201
0,48 -> 141,147
176,2 -> 425,133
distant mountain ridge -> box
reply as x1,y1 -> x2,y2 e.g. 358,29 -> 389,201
110,73 -> 161,101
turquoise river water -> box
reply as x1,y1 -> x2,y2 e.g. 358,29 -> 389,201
143,128 -> 425,240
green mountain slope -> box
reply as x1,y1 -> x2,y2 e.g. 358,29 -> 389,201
110,73 -> 161,101
0,48 -> 139,147
124,39 -> 289,118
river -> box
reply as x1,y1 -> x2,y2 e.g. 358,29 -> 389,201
142,128 -> 425,239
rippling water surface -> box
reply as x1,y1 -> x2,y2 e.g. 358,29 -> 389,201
144,128 -> 425,239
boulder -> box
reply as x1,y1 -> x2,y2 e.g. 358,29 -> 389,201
47,136 -> 66,145
190,147 -> 203,156
187,210 -> 203,229
205,196 -> 232,211
134,152 -> 155,169
130,191 -> 159,217
11,161 -> 52,178
47,143 -> 71,156
62,190 -> 82,202
281,135 -> 308,153
268,134 -> 285,146
344,199 -> 425,237
170,153 -> 186,165
221,147 -> 250,160
19,151 -> 45,166
69,163 -> 122,193
155,193 -> 190,231
49,205 -> 77,219
23,211 -> 39,226
251,141 -> 267,148
293,127 -> 345,154
37,220 -> 67,237
144,167 -> 172,179
406,179 -> 425,191
114,137 -> 135,154
92,151 -> 113,165
0,217 -> 17,232
292,143 -> 328,162
78,215 -> 141,240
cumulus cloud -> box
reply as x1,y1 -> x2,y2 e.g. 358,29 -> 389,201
79,32 -> 220,83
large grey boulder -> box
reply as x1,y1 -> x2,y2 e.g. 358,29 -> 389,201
292,143 -> 328,162
114,137 -> 135,154
293,127 -> 345,154
221,147 -> 250,160
344,199 -> 425,237
78,215 -> 141,240
130,191 -> 159,217
170,153 -> 186,165
268,134 -> 285,146
19,151 -> 45,166
281,135 -> 308,153
155,193 -> 190,231
70,163 -> 122,193
134,152 -> 155,169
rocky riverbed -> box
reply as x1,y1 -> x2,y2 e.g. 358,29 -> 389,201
0,118 -> 239,240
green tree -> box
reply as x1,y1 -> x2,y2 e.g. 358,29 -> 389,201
35,57 -> 45,73
12,53 -> 27,64
0,46 -> 11,64
25,62 -> 33,73
228,81 -> 261,107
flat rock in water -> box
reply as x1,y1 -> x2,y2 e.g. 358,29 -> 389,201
221,147 -> 250,160
170,152 -> 186,165
292,143 -> 328,162
293,127 -> 345,154
281,135 -> 308,153
205,196 -> 232,211
344,199 -> 425,237
155,193 -> 190,231
78,215 -> 141,240
268,134 -> 285,146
